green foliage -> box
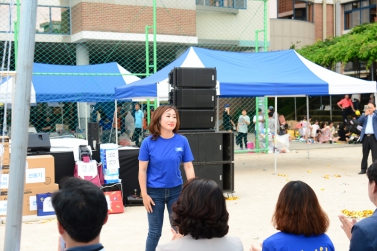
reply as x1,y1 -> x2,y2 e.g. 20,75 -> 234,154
297,22 -> 377,67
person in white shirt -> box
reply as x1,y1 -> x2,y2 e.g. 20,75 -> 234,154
156,178 -> 243,251
311,120 -> 320,143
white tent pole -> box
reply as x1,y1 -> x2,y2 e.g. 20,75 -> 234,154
216,97 -> 219,132
115,100 -> 118,144
306,95 -> 310,159
294,97 -> 297,121
330,96 -> 333,120
85,103 -> 88,141
274,96 -> 278,174
77,103 -> 81,130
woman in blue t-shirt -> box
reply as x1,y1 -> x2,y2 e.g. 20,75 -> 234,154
138,105 -> 195,251
251,181 -> 334,251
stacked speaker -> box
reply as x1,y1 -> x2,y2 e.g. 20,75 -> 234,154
169,67 -> 216,131
169,67 -> 235,193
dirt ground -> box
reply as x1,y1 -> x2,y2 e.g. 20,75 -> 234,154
0,142 -> 373,251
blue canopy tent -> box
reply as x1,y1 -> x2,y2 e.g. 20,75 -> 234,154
31,62 -> 140,142
115,47 -> 376,99
33,62 -> 140,102
115,47 -> 376,173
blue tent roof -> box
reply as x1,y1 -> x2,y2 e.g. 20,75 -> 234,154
115,47 -> 375,99
32,62 -> 139,102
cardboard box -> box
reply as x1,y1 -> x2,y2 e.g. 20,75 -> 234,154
0,183 -> 59,216
0,155 -> 55,189
0,136 -> 9,166
25,155 -> 55,187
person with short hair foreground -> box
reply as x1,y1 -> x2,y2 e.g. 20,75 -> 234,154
53,177 -> 108,251
339,162 -> 377,251
251,181 -> 334,251
157,178 -> 243,251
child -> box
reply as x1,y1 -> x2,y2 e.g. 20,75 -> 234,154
311,120 -> 320,143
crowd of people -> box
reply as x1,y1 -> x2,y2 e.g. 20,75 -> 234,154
54,165 -> 377,251
50,104 -> 377,251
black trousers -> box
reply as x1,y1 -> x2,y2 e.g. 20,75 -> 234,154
237,132 -> 248,148
361,134 -> 377,171
342,107 -> 353,122
133,128 -> 142,147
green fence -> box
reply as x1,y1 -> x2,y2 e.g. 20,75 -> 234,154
0,0 -> 267,148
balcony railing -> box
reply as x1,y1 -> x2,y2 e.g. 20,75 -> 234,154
196,0 -> 247,10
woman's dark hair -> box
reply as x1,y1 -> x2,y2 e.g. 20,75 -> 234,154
172,178 -> 229,239
272,181 -> 329,236
149,105 -> 180,140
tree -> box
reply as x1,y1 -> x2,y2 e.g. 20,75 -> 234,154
297,22 -> 377,68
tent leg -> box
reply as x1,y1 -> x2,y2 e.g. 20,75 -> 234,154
306,96 -> 310,159
216,97 -> 219,132
294,97 -> 297,121
115,100 -> 118,145
330,96 -> 332,120
77,103 -> 81,130
85,103 -> 88,141
274,96 -> 278,174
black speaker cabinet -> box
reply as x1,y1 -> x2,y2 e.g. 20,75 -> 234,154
180,163 -> 223,189
27,133 -> 51,152
181,132 -> 234,163
88,122 -> 99,150
172,88 -> 216,109
179,109 -> 215,130
180,162 -> 234,192
170,67 -> 216,88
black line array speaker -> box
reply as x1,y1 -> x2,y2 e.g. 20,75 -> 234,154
172,88 -> 216,109
169,67 -> 217,130
169,67 -> 216,88
87,122 -> 99,150
178,110 -> 215,130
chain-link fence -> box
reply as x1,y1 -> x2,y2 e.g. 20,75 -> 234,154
0,0 -> 266,148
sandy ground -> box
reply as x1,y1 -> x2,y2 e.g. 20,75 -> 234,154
0,142 -> 374,251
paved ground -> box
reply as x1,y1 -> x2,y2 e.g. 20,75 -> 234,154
0,142 -> 373,251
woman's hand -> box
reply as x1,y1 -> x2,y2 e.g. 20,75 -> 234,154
171,228 -> 183,240
142,194 -> 155,213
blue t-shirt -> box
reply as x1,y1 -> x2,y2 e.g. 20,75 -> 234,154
262,232 -> 334,251
134,110 -> 143,128
138,134 -> 194,188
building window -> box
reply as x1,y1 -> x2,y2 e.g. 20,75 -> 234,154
196,0 -> 247,9
0,4 -> 70,34
277,0 -> 314,22
344,0 -> 376,30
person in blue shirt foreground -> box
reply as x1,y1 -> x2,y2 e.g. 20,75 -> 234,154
138,105 -> 195,251
339,161 -> 377,251
251,181 -> 334,251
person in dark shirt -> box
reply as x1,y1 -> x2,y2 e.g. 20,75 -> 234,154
336,123 -> 350,142
223,104 -> 235,132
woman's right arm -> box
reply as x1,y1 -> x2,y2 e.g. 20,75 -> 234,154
139,160 -> 155,213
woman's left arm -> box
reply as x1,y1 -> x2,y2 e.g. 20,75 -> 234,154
183,162 -> 195,180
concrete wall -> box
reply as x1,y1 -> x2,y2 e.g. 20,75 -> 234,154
269,18 -> 315,50
196,1 -> 268,46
